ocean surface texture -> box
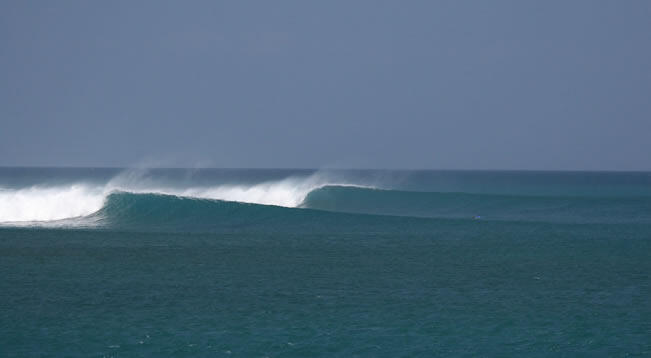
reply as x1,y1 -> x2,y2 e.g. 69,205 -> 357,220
1,168 -> 650,357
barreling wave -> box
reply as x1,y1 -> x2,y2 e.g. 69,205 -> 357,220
3,166 -> 651,230
0,173 -> 368,226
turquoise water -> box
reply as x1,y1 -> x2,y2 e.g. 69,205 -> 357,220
1,168 -> 650,356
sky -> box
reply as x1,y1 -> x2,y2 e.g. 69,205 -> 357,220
1,1 -> 650,170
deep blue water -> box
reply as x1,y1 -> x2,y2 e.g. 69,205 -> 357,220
1,168 -> 650,357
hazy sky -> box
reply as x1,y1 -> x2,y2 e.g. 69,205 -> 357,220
2,1 -> 650,170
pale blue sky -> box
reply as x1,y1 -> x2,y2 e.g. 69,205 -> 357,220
2,1 -> 650,170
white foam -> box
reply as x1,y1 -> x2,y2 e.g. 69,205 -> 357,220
0,184 -> 106,223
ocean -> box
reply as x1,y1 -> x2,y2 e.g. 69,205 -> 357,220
1,168 -> 650,357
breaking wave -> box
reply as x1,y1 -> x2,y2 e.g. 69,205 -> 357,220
2,169 -> 650,230
0,172 -> 365,225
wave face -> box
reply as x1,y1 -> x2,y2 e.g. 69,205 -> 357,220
1,168 -> 651,230
87,192 -> 361,233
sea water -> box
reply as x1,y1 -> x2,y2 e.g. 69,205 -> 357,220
1,168 -> 650,356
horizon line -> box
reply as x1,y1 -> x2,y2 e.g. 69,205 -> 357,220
1,165 -> 650,173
